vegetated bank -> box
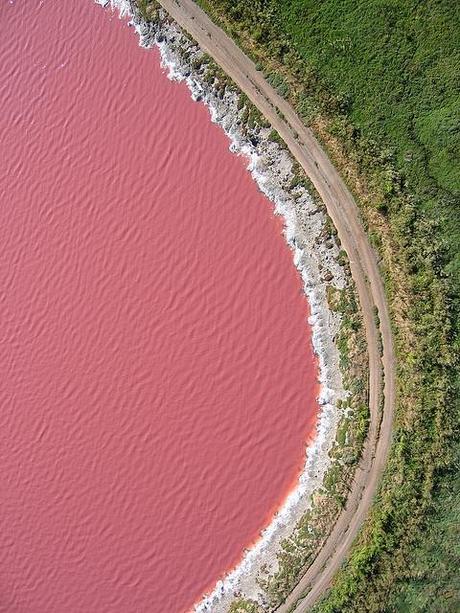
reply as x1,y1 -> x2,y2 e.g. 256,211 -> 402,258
128,1 -> 372,610
186,1 -> 459,611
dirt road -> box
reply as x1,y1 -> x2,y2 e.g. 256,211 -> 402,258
156,1 -> 396,610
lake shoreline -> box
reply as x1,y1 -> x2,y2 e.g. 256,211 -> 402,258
97,1 -> 349,610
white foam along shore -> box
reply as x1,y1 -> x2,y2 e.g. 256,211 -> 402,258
97,1 -> 348,609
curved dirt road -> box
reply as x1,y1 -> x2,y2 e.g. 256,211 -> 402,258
156,1 -> 396,610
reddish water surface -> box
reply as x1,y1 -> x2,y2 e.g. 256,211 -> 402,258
0,2 -> 318,612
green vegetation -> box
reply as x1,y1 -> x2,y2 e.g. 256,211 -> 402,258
228,598 -> 261,613
280,1 -> 460,207
190,0 -> 459,610
386,450 -> 460,612
137,0 -> 159,20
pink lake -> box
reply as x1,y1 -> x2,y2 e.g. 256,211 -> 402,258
0,2 -> 318,611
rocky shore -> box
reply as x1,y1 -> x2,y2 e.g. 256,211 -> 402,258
97,1 -> 349,610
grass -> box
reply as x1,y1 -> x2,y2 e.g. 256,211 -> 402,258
279,1 -> 459,194
387,448 -> 460,612
277,0 -> 460,297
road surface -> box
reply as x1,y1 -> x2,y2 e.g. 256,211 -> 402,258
156,1 -> 396,610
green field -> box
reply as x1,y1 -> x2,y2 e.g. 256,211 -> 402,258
192,0 -> 459,611
278,0 -> 460,275
274,3 -> 460,609
280,2 -> 459,185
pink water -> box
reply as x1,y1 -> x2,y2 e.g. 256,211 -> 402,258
0,2 -> 319,611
